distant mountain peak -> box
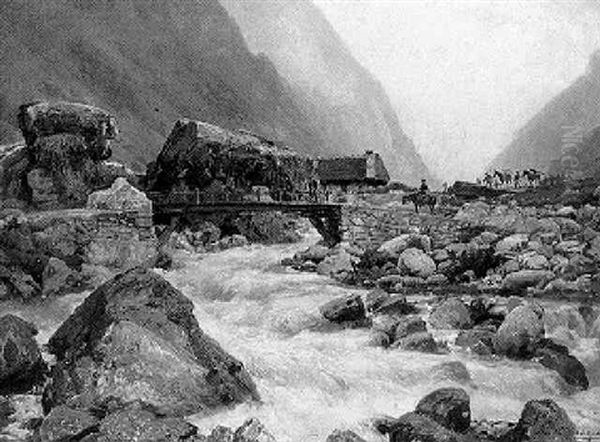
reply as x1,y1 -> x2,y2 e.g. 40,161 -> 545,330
587,49 -> 600,76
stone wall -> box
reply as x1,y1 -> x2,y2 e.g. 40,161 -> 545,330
341,205 -> 411,249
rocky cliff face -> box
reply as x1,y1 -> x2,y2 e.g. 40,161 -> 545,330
220,0 -> 431,185
491,51 -> 600,173
0,0 -> 323,171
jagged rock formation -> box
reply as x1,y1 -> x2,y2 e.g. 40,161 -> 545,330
220,0 -> 432,185
147,119 -> 314,197
43,268 -> 259,416
1,102 -> 128,209
492,50 -> 600,173
0,0 -> 323,172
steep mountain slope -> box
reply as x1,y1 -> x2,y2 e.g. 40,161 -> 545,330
491,51 -> 600,173
220,0 -> 432,185
0,0 -> 324,171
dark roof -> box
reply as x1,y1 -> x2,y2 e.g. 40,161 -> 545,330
317,153 -> 389,184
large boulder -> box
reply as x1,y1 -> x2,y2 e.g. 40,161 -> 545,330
87,177 -> 152,213
494,304 -> 545,358
388,412 -> 461,442
38,405 -> 99,442
508,399 -> 576,442
394,332 -> 439,353
42,268 -> 259,416
0,314 -> 46,393
398,248 -> 436,278
415,388 -> 471,433
325,429 -> 366,442
429,299 -> 472,330
18,101 -> 118,155
319,294 -> 365,323
317,250 -> 354,278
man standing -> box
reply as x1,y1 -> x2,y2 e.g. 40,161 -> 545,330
420,179 -> 429,193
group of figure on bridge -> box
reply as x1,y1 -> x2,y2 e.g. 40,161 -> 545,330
478,169 -> 543,189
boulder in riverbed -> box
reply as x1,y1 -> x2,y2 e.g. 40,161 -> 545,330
508,399 -> 576,442
388,412 -> 461,442
320,294 -> 365,323
415,387 -> 471,433
325,429 -> 366,442
533,339 -> 588,390
494,303 -> 544,358
43,268 -> 259,416
429,299 -> 472,330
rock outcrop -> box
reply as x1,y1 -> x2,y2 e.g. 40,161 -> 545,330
0,314 -> 46,394
2,102 -> 128,210
43,268 -> 259,416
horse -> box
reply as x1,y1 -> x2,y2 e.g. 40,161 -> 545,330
403,192 -> 437,213
522,169 -> 542,187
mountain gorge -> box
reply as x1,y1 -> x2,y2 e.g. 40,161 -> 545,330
0,0 -> 323,171
491,51 -> 600,174
0,0 -> 431,184
220,0 -> 432,184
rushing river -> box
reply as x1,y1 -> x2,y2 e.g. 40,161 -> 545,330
3,232 -> 600,441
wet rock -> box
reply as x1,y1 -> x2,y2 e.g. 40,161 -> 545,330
86,177 -> 151,213
501,270 -> 554,293
429,299 -> 472,330
43,268 -> 259,416
394,316 -> 427,341
0,314 -> 46,393
320,294 -> 365,323
398,248 -> 436,278
217,234 -> 249,250
533,339 -> 588,390
509,399 -> 576,442
394,332 -> 438,353
455,327 -> 495,356
520,253 -> 548,270
233,417 -> 275,442
415,387 -> 471,433
325,429 -> 366,442
494,304 -> 544,358
388,412 -> 460,442
39,405 -> 99,442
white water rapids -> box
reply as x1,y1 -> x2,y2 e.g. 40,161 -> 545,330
3,232 -> 600,441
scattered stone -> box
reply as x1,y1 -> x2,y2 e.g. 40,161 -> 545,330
502,270 -> 554,293
372,295 -> 415,316
429,299 -> 472,330
394,332 -> 438,353
496,234 -> 528,254
494,304 -> 545,358
398,248 -> 436,278
415,387 -> 471,433
0,314 -> 46,393
320,294 -> 365,323
233,417 -> 276,442
296,244 -> 330,263
364,289 -> 390,313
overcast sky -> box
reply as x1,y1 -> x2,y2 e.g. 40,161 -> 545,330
312,0 -> 600,181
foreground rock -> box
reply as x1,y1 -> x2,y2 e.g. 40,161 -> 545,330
43,268 -> 259,416
415,387 -> 471,433
429,299 -> 473,330
506,399 -> 577,442
0,314 -> 46,394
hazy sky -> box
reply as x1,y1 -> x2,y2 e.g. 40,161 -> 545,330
312,0 -> 600,181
